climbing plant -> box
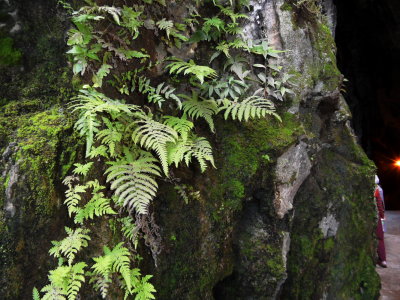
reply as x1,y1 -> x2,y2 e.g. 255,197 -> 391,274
35,0 -> 294,298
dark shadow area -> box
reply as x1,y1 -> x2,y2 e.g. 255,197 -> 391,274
335,0 -> 400,210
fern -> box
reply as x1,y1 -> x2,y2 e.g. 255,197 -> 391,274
121,6 -> 144,38
41,262 -> 87,300
49,227 -> 91,265
162,116 -> 194,141
217,95 -> 280,122
88,145 -> 109,158
96,118 -> 123,157
71,89 -> 139,156
181,91 -> 218,132
74,180 -> 116,224
167,133 -> 215,172
156,18 -> 174,38
72,162 -> 93,176
166,58 -> 217,84
66,262 -> 87,300
131,275 -> 156,300
202,17 -> 225,33
63,176 -> 87,216
106,151 -> 161,214
131,114 -> 179,176
92,64 -> 112,88
120,217 -> 139,244
89,273 -> 111,299
32,288 -> 40,300
91,243 -> 132,293
135,76 -> 182,108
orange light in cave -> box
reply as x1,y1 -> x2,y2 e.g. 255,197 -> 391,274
395,160 -> 400,167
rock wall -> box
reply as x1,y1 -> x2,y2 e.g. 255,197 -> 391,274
0,0 -> 380,299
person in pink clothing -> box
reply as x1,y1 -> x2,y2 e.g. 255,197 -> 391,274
375,175 -> 387,268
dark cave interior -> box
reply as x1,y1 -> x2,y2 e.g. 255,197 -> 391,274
335,0 -> 400,210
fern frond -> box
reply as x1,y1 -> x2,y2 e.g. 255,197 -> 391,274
217,96 -> 280,122
92,243 -> 132,292
74,182 -> 116,224
92,64 -> 112,88
88,272 -> 111,299
33,287 -> 40,300
72,162 -> 93,176
120,217 -> 139,243
88,145 -> 109,158
41,283 -> 66,300
181,91 -> 218,132
156,18 -> 174,38
42,262 -> 87,300
135,76 -> 182,108
49,227 -> 91,265
96,118 -> 123,157
66,262 -> 87,300
202,17 -> 225,33
165,58 -> 217,84
106,151 -> 161,214
167,133 -> 215,172
131,275 -> 156,300
162,116 -> 194,141
121,6 -> 144,38
132,114 -> 178,176
64,182 -> 87,217
71,89 -> 139,156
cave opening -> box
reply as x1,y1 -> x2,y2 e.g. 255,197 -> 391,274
334,0 -> 400,210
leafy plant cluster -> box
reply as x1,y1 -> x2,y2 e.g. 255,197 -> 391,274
36,0 -> 294,298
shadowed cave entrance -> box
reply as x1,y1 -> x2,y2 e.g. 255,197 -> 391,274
335,0 -> 400,210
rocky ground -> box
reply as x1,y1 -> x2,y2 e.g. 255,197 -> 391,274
377,211 -> 400,300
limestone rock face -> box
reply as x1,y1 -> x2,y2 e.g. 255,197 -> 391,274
0,0 -> 380,299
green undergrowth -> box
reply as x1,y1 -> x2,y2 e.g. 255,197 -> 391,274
0,36 -> 22,67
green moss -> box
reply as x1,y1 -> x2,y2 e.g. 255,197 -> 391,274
0,37 -> 22,67
280,3 -> 293,11
209,113 -> 302,220
15,108 -> 72,215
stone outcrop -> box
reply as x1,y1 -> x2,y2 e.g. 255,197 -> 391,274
0,0 -> 380,299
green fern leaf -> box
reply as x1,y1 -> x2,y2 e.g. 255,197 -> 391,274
74,180 -> 116,224
132,275 -> 156,300
217,96 -> 281,122
66,262 -> 87,300
180,91 -> 218,132
71,89 -> 139,156
96,118 -> 123,157
49,227 -> 91,266
72,162 -> 93,176
63,178 -> 87,217
167,133 -> 215,172
202,17 -> 225,33
33,287 -> 40,300
156,18 -> 174,38
92,243 -> 132,292
121,6 -> 144,38
165,58 -> 217,84
92,64 -> 112,88
132,114 -> 178,176
120,217 -> 138,243
88,145 -> 109,158
162,116 -> 194,141
106,151 -> 161,214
